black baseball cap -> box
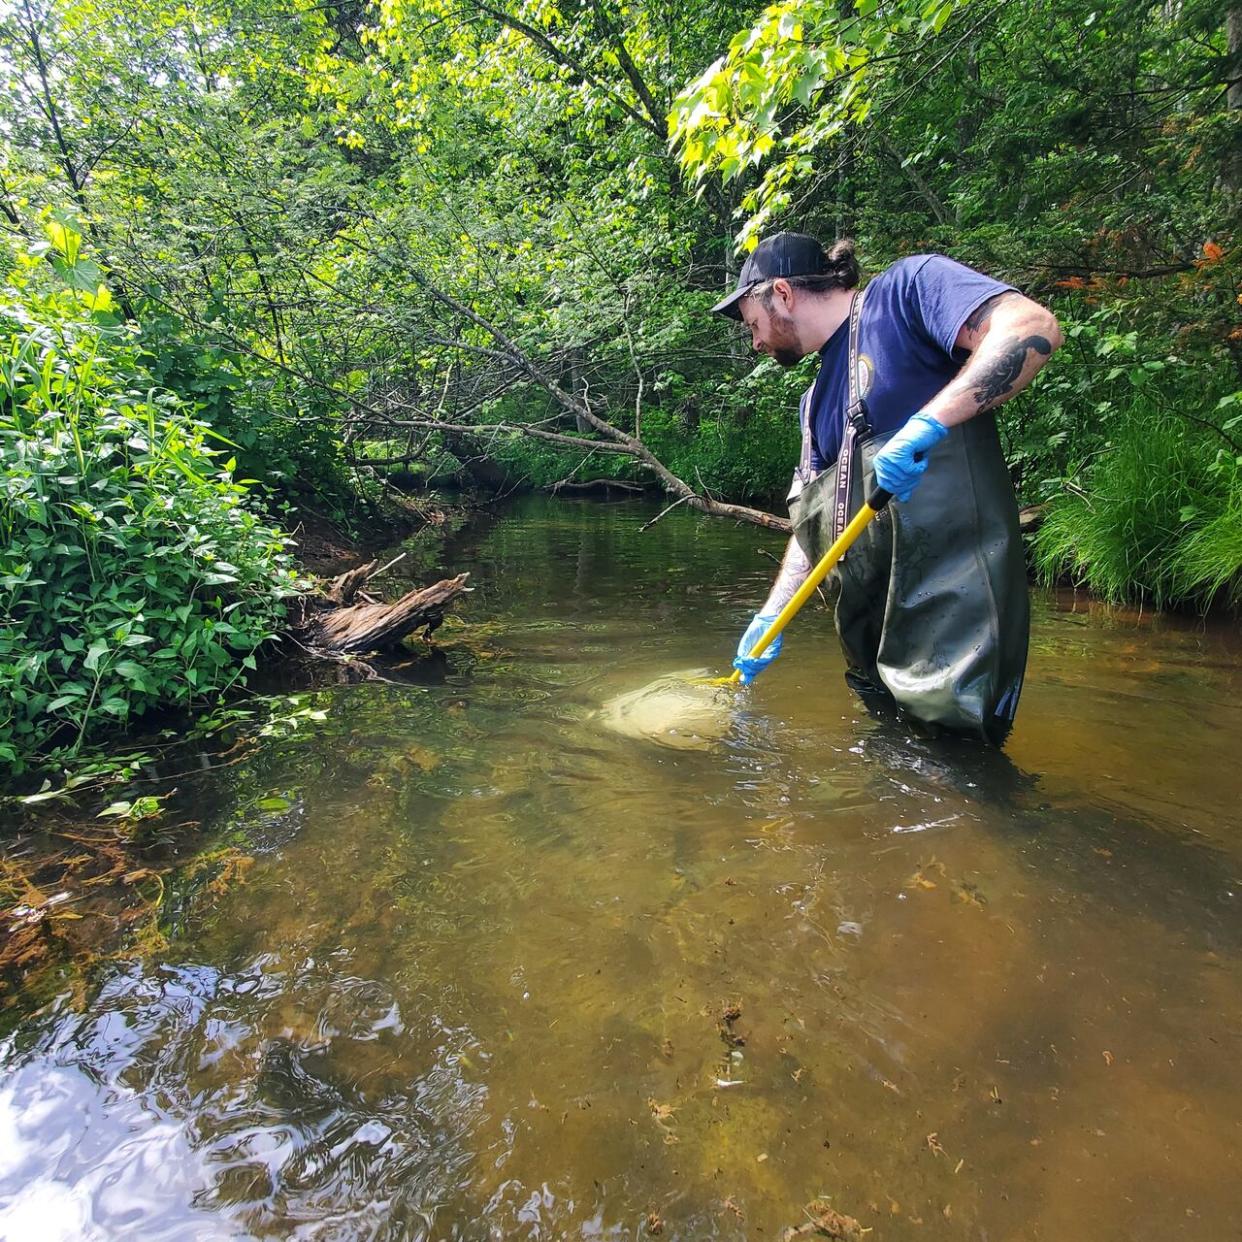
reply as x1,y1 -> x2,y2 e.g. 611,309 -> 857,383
710,232 -> 829,320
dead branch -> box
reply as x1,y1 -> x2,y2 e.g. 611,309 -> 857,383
304,574 -> 471,654
549,477 -> 650,494
640,494 -> 696,531
368,551 -> 408,581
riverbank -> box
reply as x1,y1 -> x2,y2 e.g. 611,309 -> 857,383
0,491 -> 477,1008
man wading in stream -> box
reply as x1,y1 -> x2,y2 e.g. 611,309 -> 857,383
713,233 -> 1062,742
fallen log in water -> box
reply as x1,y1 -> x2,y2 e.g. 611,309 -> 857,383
297,562 -> 471,654
547,478 -> 652,496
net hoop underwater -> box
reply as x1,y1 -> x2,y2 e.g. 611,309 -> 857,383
595,669 -> 740,751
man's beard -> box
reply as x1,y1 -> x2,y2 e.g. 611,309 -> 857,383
768,311 -> 804,366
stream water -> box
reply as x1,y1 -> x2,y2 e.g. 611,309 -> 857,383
2,497 -> 1241,1240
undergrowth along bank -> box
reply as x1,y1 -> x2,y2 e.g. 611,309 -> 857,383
1,223 -> 298,780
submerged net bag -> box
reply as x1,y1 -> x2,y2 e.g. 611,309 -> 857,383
596,669 -> 736,750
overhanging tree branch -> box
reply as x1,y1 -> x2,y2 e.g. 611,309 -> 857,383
405,268 -> 791,531
473,0 -> 662,137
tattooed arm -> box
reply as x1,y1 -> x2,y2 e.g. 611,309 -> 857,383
758,536 -> 814,616
923,291 -> 1063,429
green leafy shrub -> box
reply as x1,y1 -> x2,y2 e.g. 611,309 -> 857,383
0,223 -> 298,775
647,358 -> 807,505
135,310 -> 359,520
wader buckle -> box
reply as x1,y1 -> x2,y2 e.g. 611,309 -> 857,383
846,400 -> 871,437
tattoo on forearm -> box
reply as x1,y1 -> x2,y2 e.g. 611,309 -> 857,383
969,333 -> 1052,408
765,540 -> 812,613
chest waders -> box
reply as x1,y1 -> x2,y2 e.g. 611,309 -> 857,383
787,292 -> 1030,742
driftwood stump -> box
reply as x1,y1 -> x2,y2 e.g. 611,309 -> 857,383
300,563 -> 471,654
320,560 -> 381,607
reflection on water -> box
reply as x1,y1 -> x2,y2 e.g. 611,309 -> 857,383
3,497 -> 1241,1240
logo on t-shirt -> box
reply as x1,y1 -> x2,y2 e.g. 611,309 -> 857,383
857,354 -> 875,398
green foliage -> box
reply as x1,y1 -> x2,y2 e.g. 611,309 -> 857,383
670,0 -> 967,245
1171,479 -> 1242,607
1002,289 -> 1237,502
641,358 -> 806,502
1033,399 -> 1242,609
0,224 -> 297,775
136,312 -> 356,516
1,0 -> 1236,614
673,0 -> 1233,262
1026,263 -> 1241,610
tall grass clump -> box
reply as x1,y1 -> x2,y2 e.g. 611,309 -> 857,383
0,222 -> 297,778
1034,401 -> 1242,609
1169,472 -> 1242,608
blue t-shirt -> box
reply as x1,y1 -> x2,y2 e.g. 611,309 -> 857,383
806,255 -> 1015,471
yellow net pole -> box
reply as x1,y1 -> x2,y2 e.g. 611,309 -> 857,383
718,491 -> 890,687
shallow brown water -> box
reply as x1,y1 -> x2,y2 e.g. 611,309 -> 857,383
2,497 -> 1241,1240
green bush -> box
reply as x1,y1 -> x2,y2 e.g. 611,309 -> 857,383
640,355 -> 804,504
0,223 -> 298,775
135,310 -> 359,520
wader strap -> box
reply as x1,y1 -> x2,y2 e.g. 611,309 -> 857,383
832,290 -> 870,542
789,385 -> 815,502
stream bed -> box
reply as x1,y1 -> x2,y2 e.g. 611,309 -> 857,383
2,496 -> 1240,1240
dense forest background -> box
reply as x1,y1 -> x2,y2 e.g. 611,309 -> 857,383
1,0 -> 1239,772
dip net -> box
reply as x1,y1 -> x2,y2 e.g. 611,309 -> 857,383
596,669 -> 736,750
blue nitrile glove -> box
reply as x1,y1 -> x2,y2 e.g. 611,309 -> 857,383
872,412 -> 949,502
733,611 -> 782,685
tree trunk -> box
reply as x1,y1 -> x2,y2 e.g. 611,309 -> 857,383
565,344 -> 592,434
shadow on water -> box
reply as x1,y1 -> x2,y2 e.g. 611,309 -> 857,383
3,496 -> 1241,1240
